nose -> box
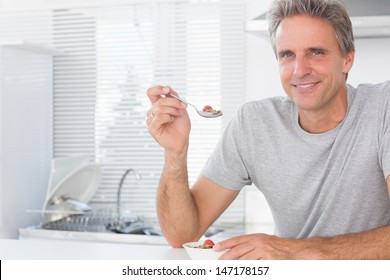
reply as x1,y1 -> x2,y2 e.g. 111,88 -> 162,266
293,55 -> 311,79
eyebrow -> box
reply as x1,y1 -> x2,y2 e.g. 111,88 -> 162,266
277,47 -> 329,57
308,47 -> 328,53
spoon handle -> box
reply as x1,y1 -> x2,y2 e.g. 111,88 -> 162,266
169,93 -> 188,105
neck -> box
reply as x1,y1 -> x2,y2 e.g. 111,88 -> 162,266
298,91 -> 348,134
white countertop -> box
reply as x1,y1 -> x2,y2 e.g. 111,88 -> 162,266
19,223 -> 275,246
10,223 -> 275,260
0,238 -> 189,260
19,226 -> 169,245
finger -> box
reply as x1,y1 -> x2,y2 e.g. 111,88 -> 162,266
146,102 -> 183,121
218,242 -> 257,260
214,236 -> 245,251
236,247 -> 259,260
146,85 -> 177,104
147,113 -> 175,133
145,112 -> 154,126
146,101 -> 185,119
146,108 -> 155,120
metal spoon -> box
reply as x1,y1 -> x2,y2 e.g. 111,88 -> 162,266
169,94 -> 223,118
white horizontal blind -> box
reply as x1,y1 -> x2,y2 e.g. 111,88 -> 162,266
1,0 -> 247,230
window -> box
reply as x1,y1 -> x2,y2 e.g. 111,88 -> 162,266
0,0 -> 247,230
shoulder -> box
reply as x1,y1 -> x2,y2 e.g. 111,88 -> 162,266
347,81 -> 390,111
225,96 -> 294,136
349,81 -> 390,125
351,81 -> 390,98
237,96 -> 292,120
355,80 -> 390,90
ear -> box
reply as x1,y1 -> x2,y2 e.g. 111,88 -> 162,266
343,50 -> 355,74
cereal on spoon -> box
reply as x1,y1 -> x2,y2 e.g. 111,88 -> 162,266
202,105 -> 222,116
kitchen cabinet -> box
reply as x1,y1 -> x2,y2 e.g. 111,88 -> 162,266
0,41 -> 61,238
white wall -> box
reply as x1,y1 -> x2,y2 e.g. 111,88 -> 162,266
349,38 -> 390,86
246,0 -> 283,103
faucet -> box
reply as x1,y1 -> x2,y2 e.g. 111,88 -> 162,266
116,168 -> 142,227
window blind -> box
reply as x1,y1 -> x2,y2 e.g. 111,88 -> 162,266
0,0 -> 247,230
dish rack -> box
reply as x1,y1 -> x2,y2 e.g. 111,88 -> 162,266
41,209 -> 115,232
28,156 -> 160,236
37,209 -> 160,235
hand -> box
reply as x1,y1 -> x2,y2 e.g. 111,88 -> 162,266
214,233 -> 325,260
146,86 -> 191,155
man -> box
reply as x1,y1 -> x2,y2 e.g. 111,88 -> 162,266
146,0 -> 390,259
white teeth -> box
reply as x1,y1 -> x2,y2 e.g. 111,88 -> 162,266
295,83 -> 317,88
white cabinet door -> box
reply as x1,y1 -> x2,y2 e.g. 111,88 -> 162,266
0,45 -> 53,238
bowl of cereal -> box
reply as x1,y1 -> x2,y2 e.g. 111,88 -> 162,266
182,239 -> 227,260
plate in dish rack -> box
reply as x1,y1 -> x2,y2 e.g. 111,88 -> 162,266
42,163 -> 102,214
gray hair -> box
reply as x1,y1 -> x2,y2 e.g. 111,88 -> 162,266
266,0 -> 355,56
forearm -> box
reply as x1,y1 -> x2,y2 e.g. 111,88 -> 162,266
302,225 -> 390,259
157,151 -> 200,248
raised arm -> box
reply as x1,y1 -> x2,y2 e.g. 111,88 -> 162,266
146,86 -> 239,247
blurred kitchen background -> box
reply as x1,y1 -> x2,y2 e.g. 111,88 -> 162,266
0,0 -> 389,244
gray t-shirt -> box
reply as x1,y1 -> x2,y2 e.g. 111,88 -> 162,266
202,82 -> 390,238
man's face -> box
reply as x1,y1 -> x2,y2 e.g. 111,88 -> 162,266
275,15 -> 354,113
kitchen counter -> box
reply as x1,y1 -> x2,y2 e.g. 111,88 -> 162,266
19,223 -> 275,245
10,223 -> 275,260
19,226 -> 169,245
0,238 -> 189,260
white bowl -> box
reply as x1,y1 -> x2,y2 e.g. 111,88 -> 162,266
182,241 -> 227,260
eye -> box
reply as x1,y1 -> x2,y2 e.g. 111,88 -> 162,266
311,49 -> 325,56
279,51 -> 293,59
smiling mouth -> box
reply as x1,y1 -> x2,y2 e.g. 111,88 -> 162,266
293,82 -> 320,89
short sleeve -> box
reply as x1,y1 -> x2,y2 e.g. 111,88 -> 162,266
201,107 -> 252,190
378,81 -> 390,179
